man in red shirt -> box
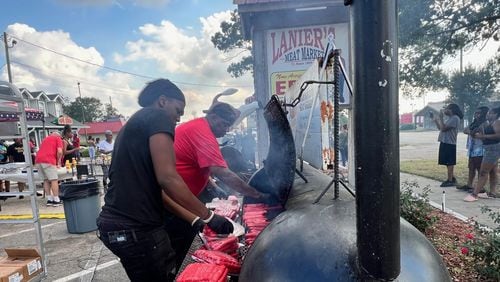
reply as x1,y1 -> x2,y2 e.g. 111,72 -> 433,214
175,102 -> 267,200
170,102 -> 272,270
35,132 -> 64,206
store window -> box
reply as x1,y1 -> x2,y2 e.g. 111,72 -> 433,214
38,100 -> 47,116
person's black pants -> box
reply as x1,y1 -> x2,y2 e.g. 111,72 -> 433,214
164,214 -> 197,273
97,226 -> 176,282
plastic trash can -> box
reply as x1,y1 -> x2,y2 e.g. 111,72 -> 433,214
60,179 -> 100,234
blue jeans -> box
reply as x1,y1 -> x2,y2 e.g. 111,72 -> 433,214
97,226 -> 176,282
340,147 -> 348,167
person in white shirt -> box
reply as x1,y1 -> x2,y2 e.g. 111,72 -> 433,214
98,130 -> 114,189
98,130 -> 114,154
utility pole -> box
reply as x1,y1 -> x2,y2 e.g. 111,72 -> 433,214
460,48 -> 463,75
3,32 -> 15,83
77,82 -> 88,141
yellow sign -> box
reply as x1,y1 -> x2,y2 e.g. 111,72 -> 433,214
270,71 -> 305,96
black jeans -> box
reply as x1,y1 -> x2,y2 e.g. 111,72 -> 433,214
164,214 -> 197,273
97,225 -> 176,282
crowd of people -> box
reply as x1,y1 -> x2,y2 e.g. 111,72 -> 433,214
432,103 -> 499,202
0,122 -> 117,206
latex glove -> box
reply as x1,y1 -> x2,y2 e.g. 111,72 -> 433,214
191,217 -> 206,233
205,212 -> 234,234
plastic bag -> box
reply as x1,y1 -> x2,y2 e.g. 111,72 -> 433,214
59,179 -> 99,200
176,263 -> 228,282
192,249 -> 241,274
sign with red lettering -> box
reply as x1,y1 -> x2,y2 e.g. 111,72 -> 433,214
267,23 -> 349,99
57,115 -> 73,125
270,71 -> 304,96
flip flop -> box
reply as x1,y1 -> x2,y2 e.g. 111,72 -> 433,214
477,193 -> 491,199
463,194 -> 478,202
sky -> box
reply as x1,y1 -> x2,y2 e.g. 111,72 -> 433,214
0,0 -> 250,120
0,0 -> 498,119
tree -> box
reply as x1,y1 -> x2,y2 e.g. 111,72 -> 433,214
214,2 -> 499,98
104,103 -> 120,120
211,10 -> 253,78
446,60 -> 499,122
63,97 -> 104,122
399,0 -> 500,96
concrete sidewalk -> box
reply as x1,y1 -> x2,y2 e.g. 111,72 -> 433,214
401,173 -> 499,228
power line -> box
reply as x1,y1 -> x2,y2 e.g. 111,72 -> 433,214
8,33 -> 253,88
11,60 -> 136,95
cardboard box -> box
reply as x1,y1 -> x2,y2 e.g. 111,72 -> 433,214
0,249 -> 43,281
0,266 -> 23,282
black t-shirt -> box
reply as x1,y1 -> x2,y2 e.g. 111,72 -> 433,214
99,108 -> 176,229
63,141 -> 76,163
7,143 -> 25,162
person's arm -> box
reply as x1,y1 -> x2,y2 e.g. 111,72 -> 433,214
150,133 -> 211,218
56,148 -> 63,168
434,114 -> 456,132
62,140 -> 68,156
98,144 -> 112,154
432,110 -> 447,131
475,121 -> 500,140
151,133 -> 233,234
162,193 -> 198,222
209,166 -> 264,199
463,125 -> 471,135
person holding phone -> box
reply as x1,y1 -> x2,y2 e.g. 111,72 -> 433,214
432,103 -> 463,187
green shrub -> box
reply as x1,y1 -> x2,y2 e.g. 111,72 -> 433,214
400,181 -> 439,232
80,147 -> 89,158
463,206 -> 500,281
400,123 -> 416,130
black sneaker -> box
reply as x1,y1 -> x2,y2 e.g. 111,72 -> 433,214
46,200 -> 54,206
457,185 -> 471,191
51,200 -> 62,207
18,195 -> 24,199
440,180 -> 456,187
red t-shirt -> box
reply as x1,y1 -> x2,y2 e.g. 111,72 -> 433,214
35,135 -> 63,166
175,118 -> 227,196
73,136 -> 80,148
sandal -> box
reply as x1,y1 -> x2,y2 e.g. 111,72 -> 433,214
477,193 -> 491,199
464,194 -> 478,202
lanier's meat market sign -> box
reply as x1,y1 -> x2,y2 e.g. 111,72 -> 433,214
267,23 -> 349,97
270,26 -> 334,65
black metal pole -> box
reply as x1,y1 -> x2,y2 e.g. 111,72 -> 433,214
352,0 -> 400,280
333,50 -> 341,199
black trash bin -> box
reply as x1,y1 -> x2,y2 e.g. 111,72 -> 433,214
60,179 -> 100,234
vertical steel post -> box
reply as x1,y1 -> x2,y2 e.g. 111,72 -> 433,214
351,0 -> 400,280
77,82 -> 88,141
3,32 -> 13,83
333,50 -> 341,199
